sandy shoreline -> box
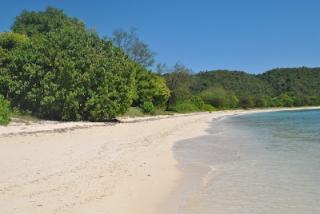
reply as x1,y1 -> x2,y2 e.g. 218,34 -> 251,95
0,107 -> 319,213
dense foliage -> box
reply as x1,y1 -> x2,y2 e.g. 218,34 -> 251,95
260,68 -> 320,106
0,95 -> 11,125
12,7 -> 85,36
1,8 -> 136,121
165,67 -> 320,110
0,7 -> 170,121
194,70 -> 274,97
164,64 -> 194,106
133,66 -> 170,109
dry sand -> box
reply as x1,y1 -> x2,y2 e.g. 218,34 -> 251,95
0,107 -> 318,214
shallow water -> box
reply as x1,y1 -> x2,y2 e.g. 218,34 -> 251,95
174,110 -> 320,214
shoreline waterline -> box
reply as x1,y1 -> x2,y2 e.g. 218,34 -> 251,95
168,107 -> 320,214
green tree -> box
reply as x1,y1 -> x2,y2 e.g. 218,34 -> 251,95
260,67 -> 320,101
141,101 -> 155,114
278,94 -> 295,107
1,8 -> 136,121
239,96 -> 255,109
108,28 -> 155,67
164,63 -> 194,106
150,74 -> 170,108
133,66 -> 170,109
12,7 -> 85,36
254,96 -> 268,107
190,96 -> 205,110
0,32 -> 30,99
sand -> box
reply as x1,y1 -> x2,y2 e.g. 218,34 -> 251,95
0,107 -> 319,214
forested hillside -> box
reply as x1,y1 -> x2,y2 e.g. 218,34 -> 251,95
194,71 -> 274,97
0,7 -> 319,123
164,67 -> 320,110
259,67 -> 320,105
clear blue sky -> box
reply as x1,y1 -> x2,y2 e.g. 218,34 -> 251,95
1,0 -> 320,73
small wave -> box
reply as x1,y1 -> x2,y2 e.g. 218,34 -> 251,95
202,165 -> 217,186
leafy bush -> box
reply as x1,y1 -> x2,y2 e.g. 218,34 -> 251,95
0,95 -> 11,125
1,8 -> 136,121
190,96 -> 205,109
239,96 -> 255,109
279,94 -> 295,107
294,95 -> 320,106
200,86 -> 239,108
123,107 -> 145,117
171,101 -> 198,113
133,67 -> 170,109
171,97 -> 214,113
150,75 -> 170,108
141,101 -> 155,114
202,104 -> 215,112
270,94 -> 295,107
254,96 -> 268,107
270,97 -> 284,107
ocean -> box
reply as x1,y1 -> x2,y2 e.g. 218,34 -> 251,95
174,109 -> 320,214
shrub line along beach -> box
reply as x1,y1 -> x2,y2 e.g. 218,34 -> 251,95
1,7 -> 320,126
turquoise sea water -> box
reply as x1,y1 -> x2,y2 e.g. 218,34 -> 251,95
174,109 -> 320,214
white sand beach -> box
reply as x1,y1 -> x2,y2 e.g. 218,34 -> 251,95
0,107 -> 318,214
